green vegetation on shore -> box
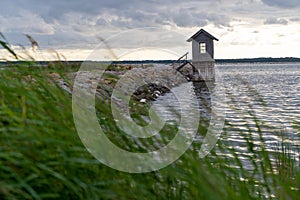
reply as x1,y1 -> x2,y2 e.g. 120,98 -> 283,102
1,37 -> 299,199
1,65 -> 299,199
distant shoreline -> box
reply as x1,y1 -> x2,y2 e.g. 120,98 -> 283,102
216,57 -> 300,63
1,57 -> 300,66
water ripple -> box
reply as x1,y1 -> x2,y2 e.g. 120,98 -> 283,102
153,63 -> 300,168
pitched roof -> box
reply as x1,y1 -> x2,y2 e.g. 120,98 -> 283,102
187,29 -> 219,42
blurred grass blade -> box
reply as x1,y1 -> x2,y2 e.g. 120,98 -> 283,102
0,40 -> 18,59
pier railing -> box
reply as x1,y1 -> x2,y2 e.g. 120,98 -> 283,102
172,52 -> 189,70
172,52 -> 202,82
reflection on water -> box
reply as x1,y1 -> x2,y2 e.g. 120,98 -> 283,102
153,63 -> 300,169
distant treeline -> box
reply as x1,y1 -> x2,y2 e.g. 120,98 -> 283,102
216,57 -> 300,63
1,57 -> 300,66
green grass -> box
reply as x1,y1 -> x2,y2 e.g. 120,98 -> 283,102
0,37 -> 299,199
0,65 -> 299,200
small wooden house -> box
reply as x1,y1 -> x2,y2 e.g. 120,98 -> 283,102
187,29 -> 218,81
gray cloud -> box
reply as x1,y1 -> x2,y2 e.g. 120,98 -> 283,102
290,17 -> 300,22
264,18 -> 288,25
262,0 -> 300,8
0,0 -> 232,29
0,0 -> 299,52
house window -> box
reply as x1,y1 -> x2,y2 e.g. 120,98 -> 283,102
200,43 -> 206,54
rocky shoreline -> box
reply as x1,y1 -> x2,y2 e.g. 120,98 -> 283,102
50,64 -> 189,102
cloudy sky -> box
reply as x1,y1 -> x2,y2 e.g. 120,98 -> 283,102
0,0 -> 300,60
